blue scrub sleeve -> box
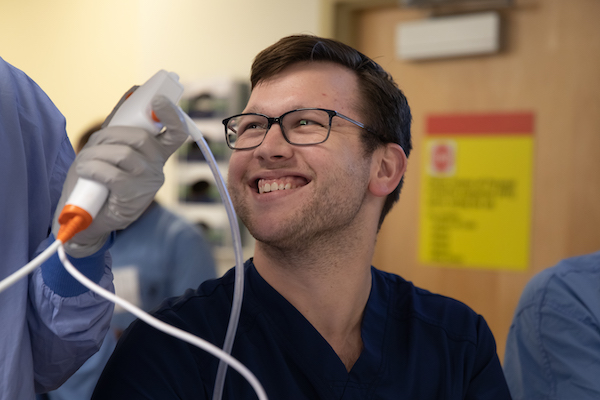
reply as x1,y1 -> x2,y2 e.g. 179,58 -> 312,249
504,258 -> 600,400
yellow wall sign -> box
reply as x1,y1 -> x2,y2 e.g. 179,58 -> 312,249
419,113 -> 535,270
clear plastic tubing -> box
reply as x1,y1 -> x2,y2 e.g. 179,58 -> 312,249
184,114 -> 245,400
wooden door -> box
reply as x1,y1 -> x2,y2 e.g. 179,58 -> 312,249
353,0 -> 600,360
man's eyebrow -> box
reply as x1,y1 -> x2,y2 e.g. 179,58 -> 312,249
242,105 -> 310,116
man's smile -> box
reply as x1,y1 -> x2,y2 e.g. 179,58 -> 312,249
255,176 -> 309,194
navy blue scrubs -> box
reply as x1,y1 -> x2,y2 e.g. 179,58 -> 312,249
93,260 -> 511,399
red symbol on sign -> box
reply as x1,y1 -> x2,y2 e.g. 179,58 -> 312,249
431,142 -> 455,175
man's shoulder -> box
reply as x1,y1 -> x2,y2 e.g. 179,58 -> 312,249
373,267 -> 477,311
549,250 -> 600,280
518,250 -> 600,315
373,268 -> 484,343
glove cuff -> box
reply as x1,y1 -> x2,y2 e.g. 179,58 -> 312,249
41,232 -> 115,297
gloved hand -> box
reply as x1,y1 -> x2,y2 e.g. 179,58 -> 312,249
52,95 -> 188,258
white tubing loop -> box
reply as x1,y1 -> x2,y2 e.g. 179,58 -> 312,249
57,244 -> 267,400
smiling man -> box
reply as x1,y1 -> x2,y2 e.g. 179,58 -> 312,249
93,35 -> 511,400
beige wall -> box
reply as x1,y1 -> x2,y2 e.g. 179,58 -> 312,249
0,0 -> 322,143
1,0 -> 322,205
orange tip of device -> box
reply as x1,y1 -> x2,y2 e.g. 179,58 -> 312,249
56,205 -> 94,243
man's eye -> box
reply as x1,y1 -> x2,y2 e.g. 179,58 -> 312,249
296,118 -> 326,129
239,122 -> 263,135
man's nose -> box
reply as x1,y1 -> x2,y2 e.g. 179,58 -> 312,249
254,122 -> 292,159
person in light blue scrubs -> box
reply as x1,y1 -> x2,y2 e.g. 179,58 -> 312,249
0,56 -> 114,400
504,251 -> 600,400
0,56 -> 188,400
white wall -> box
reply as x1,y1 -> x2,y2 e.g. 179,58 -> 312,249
0,0 -> 322,141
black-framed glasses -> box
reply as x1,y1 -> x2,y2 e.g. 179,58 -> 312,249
222,108 -> 374,150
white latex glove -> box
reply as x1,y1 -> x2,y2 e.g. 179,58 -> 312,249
52,95 -> 188,257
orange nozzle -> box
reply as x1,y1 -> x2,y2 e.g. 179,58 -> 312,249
151,110 -> 160,123
56,205 -> 94,243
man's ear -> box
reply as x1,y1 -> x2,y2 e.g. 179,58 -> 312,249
368,143 -> 407,197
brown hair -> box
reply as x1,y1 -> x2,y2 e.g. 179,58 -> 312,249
251,34 -> 412,228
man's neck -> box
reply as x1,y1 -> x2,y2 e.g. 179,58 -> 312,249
252,236 -> 374,371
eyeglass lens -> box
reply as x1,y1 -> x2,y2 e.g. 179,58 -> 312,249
226,109 -> 332,149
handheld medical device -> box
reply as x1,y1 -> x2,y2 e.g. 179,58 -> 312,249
0,70 -> 266,399
56,70 -> 185,243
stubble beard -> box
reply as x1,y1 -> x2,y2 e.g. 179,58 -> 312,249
230,169 -> 370,257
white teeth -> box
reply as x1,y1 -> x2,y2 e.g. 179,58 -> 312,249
258,179 -> 295,193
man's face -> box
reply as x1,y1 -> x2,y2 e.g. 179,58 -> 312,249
227,62 -> 376,250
